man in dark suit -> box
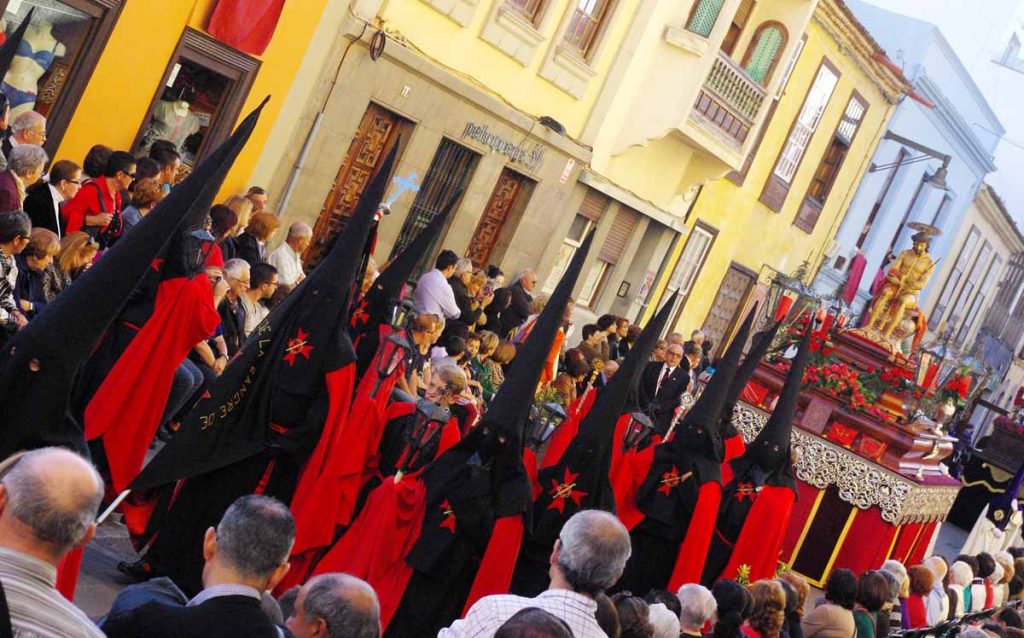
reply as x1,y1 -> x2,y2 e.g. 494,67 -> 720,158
101,495 -> 295,638
24,160 -> 83,236
638,342 -> 690,434
499,268 -> 537,338
681,341 -> 703,390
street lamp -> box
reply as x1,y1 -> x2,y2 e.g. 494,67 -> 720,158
394,399 -> 451,482
527,402 -> 568,451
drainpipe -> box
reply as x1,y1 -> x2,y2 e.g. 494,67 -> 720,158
277,18 -> 371,217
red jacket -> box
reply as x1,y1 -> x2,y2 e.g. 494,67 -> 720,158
62,178 -> 121,235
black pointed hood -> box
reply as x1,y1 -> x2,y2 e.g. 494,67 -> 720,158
130,128 -> 394,491
720,318 -> 781,438
353,188 -> 460,373
0,100 -> 267,458
0,9 -> 33,89
674,306 -> 757,466
485,230 -> 595,443
743,325 -> 811,491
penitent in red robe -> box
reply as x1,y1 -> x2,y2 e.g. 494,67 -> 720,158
717,485 -> 796,582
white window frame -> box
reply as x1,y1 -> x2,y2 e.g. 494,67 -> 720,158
773,63 -> 839,183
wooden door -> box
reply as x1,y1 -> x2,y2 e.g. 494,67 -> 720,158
702,264 -> 756,355
307,103 -> 403,267
466,169 -> 529,267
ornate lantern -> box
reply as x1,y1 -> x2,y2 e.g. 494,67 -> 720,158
372,333 -> 411,398
394,399 -> 451,482
622,411 -> 655,450
527,402 -> 568,450
389,300 -> 413,330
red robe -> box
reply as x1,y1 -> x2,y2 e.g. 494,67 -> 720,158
720,435 -> 747,485
668,481 -> 722,589
85,277 -> 219,495
613,435 -> 661,531
312,474 -> 427,627
540,391 -> 597,469
717,485 -> 796,582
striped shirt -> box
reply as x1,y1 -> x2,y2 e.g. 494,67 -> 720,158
440,589 -> 607,637
0,548 -> 104,638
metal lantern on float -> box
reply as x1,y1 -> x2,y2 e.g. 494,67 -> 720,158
372,333 -> 411,397
527,402 -> 568,451
622,411 -> 655,450
389,299 -> 414,330
394,399 -> 451,482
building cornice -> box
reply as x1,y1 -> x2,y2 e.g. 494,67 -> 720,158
815,0 -> 911,104
977,184 -> 1024,251
914,74 -> 998,175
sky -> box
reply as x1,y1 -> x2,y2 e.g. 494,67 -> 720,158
861,0 -> 1024,224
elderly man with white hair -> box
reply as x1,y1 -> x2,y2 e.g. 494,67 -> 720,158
267,221 -> 312,287
442,510 -> 632,638
923,556 -> 949,625
677,584 -> 716,637
3,111 -> 46,160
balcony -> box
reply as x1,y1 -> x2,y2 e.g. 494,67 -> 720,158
692,50 -> 767,145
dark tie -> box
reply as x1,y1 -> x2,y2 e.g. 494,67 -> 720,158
657,366 -> 671,395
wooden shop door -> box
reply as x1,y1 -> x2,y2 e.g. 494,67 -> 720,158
465,169 -> 531,268
307,103 -> 406,267
702,263 -> 755,356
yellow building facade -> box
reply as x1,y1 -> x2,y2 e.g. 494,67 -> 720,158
8,0 -> 339,199
646,0 -> 909,348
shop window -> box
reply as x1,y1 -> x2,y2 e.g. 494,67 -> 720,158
563,0 -> 612,58
742,22 -> 787,85
760,58 -> 839,213
131,27 -> 259,168
685,0 -> 725,38
0,0 -> 124,151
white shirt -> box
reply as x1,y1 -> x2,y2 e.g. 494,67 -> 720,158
656,364 -> 676,395
266,241 -> 304,287
48,183 -> 64,237
240,294 -> 269,337
926,581 -> 949,625
413,268 -> 460,319
441,589 -> 606,638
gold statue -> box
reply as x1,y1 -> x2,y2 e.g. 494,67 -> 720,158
866,231 -> 936,339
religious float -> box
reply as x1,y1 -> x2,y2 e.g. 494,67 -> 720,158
730,225 -> 968,587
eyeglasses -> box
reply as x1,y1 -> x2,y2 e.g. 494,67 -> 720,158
123,172 -> 136,179
84,236 -> 99,248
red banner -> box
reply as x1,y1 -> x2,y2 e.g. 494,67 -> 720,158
207,0 -> 286,55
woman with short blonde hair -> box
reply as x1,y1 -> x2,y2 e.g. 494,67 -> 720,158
746,580 -> 786,638
57,231 -> 98,280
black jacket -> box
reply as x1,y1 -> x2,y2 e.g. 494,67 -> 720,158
218,297 -> 247,357
102,594 -> 286,638
500,281 -> 532,338
23,182 -> 62,235
638,360 -> 690,434
234,232 -> 263,266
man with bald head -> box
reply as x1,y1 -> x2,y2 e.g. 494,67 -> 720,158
267,220 -> 313,287
286,573 -> 381,638
0,447 -> 104,637
443,510 -> 631,637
